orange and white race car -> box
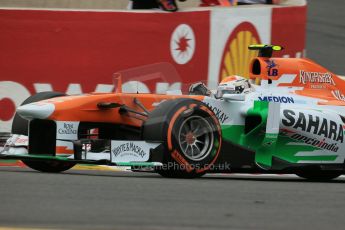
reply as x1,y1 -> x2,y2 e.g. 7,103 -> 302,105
2,45 -> 345,180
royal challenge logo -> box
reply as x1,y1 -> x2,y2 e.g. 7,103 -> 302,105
56,121 -> 79,140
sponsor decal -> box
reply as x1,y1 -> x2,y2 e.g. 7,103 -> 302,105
258,96 -> 294,104
170,24 -> 195,65
310,84 -> 325,89
282,109 -> 344,143
204,102 -> 229,123
111,140 -> 158,162
58,123 -> 77,135
299,70 -> 335,85
112,142 -> 147,158
56,121 -> 79,140
5,134 -> 28,147
265,59 -> 279,77
332,90 -> 345,101
171,150 -> 193,172
281,129 -> 339,153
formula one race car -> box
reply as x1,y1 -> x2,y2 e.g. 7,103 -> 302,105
1,45 -> 345,180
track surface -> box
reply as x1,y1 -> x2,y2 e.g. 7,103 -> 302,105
1,1 -> 345,229
307,0 -> 345,74
1,168 -> 345,230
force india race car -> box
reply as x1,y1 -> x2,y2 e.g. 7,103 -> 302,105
1,45 -> 345,180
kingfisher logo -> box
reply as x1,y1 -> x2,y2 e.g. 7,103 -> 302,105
170,24 -> 195,65
219,22 -> 261,82
299,70 -> 335,85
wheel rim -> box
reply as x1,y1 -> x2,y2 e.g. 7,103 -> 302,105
178,116 -> 214,161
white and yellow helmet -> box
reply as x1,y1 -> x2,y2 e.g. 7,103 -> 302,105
216,75 -> 253,98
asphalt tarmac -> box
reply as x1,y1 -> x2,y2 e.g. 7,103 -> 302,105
1,1 -> 345,229
306,0 -> 345,74
1,167 -> 345,230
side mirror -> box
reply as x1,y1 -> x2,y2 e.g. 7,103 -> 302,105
222,94 -> 245,101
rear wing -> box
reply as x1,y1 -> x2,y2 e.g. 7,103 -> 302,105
248,44 -> 284,58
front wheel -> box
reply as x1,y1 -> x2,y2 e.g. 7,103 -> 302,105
143,98 -> 222,178
23,160 -> 76,173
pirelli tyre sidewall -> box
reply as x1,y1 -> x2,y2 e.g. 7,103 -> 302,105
143,98 -> 222,178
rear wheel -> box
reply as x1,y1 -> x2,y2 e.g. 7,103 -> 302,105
296,171 -> 342,181
143,98 -> 222,178
11,91 -> 76,173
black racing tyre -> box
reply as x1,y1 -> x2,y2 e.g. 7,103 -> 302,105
11,91 -> 76,173
143,98 -> 222,178
296,171 -> 342,181
22,160 -> 76,173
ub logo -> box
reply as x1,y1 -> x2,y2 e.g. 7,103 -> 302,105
265,59 -> 279,77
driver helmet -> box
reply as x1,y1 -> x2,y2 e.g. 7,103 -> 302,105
216,75 -> 253,98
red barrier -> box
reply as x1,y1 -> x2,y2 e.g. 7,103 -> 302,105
0,5 -> 307,132
271,5 -> 307,58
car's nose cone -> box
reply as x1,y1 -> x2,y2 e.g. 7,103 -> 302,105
17,103 -> 55,120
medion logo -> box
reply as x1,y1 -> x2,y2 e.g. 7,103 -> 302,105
282,109 -> 343,143
258,96 -> 294,104
112,142 -> 146,158
299,70 -> 335,85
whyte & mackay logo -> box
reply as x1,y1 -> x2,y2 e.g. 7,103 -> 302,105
204,102 -> 229,123
112,142 -> 147,158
